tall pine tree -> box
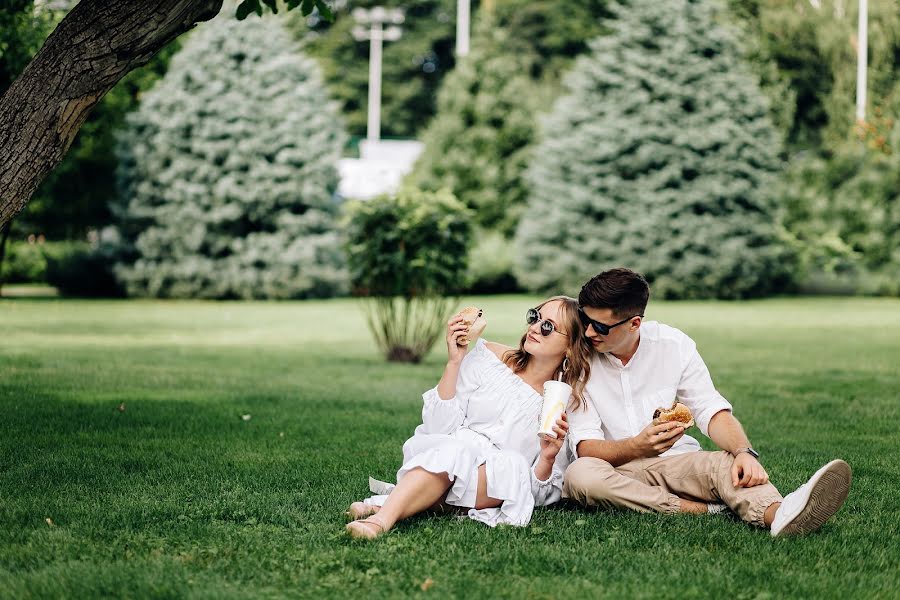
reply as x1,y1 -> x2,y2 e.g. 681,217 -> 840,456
407,18 -> 540,236
111,13 -> 348,299
515,0 -> 794,299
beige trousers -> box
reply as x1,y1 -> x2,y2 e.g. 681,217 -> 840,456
563,451 -> 784,527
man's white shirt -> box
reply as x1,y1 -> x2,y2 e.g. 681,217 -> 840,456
567,321 -> 733,458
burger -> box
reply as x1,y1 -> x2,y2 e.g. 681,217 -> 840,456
652,401 -> 694,428
458,306 -> 487,345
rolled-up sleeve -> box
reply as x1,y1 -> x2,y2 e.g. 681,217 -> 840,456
419,343 -> 482,435
566,392 -> 605,458
677,338 -> 733,436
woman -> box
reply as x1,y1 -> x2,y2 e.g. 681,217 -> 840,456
346,295 -> 592,539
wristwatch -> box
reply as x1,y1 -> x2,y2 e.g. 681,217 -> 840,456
736,447 -> 760,459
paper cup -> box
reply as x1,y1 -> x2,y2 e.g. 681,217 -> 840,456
539,380 -> 572,440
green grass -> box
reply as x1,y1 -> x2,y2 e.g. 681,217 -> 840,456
1,296 -> 899,599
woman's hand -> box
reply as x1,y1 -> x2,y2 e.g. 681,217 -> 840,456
446,314 -> 470,364
539,413 -> 569,462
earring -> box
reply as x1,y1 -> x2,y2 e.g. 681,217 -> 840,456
561,356 -> 570,373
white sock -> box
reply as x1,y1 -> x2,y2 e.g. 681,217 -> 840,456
707,502 -> 728,515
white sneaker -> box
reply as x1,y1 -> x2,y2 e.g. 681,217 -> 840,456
770,459 -> 852,537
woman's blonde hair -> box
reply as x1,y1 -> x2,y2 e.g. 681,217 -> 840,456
502,295 -> 592,410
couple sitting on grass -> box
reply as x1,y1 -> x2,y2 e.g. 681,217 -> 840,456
346,268 -> 852,540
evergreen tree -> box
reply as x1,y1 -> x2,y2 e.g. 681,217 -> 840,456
407,18 -> 540,236
514,0 -> 794,300
111,13 -> 348,299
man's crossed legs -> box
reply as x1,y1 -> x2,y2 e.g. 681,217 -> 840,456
563,451 -> 851,537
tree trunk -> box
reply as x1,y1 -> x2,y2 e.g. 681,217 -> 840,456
0,0 -> 223,229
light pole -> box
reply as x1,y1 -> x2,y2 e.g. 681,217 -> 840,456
855,0 -> 868,122
352,6 -> 404,143
456,0 -> 470,57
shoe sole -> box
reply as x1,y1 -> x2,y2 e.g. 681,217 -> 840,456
774,459 -> 852,537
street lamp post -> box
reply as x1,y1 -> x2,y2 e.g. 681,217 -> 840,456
352,7 -> 404,143
855,0 -> 868,122
456,0 -> 470,57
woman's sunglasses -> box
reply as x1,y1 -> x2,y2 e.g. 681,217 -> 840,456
577,308 -> 643,336
526,308 -> 569,337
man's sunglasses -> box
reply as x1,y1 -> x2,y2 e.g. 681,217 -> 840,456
577,309 -> 643,336
526,308 -> 569,337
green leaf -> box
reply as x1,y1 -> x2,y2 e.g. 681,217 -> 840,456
261,0 -> 279,14
314,0 -> 334,21
301,0 -> 315,16
235,0 -> 259,20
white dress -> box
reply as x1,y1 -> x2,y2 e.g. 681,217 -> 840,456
364,338 -> 570,527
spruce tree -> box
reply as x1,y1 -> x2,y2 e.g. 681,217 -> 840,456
112,13 -> 348,299
408,18 -> 540,236
515,0 -> 794,299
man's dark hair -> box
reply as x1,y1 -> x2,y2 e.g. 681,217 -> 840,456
578,268 -> 650,318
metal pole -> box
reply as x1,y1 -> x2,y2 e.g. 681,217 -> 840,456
855,0 -> 867,122
367,22 -> 383,142
456,0 -> 470,57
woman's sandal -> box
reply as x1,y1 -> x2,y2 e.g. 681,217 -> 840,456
345,501 -> 380,521
345,517 -> 387,540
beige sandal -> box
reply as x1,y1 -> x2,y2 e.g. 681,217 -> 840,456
345,517 -> 387,540
345,501 -> 380,521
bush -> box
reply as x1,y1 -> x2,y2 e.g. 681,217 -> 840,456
2,240 -> 47,283
514,0 -> 795,299
778,92 -> 900,296
344,187 -> 472,362
111,13 -> 348,299
464,229 -> 521,294
43,240 -> 122,298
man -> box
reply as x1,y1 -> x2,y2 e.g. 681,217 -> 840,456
564,268 -> 851,536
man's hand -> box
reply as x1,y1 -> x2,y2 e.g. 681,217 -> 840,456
731,452 -> 769,488
630,421 -> 685,458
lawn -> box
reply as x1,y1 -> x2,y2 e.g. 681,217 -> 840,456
1,296 -> 898,599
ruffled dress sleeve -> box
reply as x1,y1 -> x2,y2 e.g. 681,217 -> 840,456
530,442 -> 571,506
418,339 -> 487,435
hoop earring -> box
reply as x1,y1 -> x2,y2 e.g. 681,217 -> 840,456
561,356 -> 570,374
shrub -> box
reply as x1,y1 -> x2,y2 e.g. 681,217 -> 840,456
44,240 -> 122,298
464,229 -> 521,294
2,240 -> 47,284
344,187 -> 472,362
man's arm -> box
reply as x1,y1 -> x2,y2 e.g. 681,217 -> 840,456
577,421 -> 686,467
706,409 -> 751,454
707,409 -> 770,488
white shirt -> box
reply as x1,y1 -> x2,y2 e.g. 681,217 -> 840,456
567,321 -> 733,458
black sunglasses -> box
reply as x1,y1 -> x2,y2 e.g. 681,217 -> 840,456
577,308 -> 643,336
526,308 -> 569,337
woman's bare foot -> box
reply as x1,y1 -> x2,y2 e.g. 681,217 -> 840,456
346,501 -> 380,521
346,517 -> 388,540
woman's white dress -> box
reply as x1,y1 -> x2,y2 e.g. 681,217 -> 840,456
363,338 -> 570,527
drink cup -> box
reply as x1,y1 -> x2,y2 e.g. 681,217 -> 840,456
539,380 -> 572,440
